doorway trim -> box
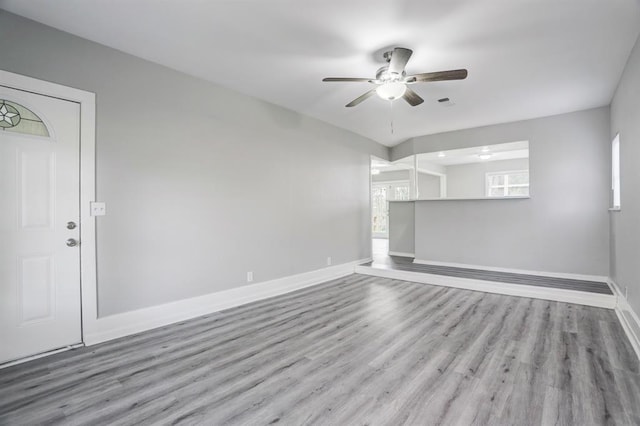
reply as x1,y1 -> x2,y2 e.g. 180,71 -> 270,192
1,70 -> 97,352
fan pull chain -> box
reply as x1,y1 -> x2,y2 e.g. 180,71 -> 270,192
389,100 -> 394,134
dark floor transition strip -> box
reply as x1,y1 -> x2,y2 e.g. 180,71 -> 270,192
363,258 -> 612,295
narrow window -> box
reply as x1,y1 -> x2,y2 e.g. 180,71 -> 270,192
612,134 -> 621,208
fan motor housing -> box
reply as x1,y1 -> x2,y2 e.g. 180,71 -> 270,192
376,66 -> 405,82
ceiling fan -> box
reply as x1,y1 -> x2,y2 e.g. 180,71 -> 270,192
322,47 -> 468,107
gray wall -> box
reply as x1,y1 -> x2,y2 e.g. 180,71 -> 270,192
391,108 -> 610,276
417,172 -> 441,198
446,158 -> 529,198
388,202 -> 415,255
0,11 -> 388,316
610,34 -> 640,312
372,170 -> 410,182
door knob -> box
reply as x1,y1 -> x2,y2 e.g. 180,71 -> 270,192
66,238 -> 78,247
67,221 -> 77,230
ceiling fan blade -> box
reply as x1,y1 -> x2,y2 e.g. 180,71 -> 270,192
388,47 -> 413,75
407,69 -> 468,83
402,88 -> 424,106
323,77 -> 372,82
346,89 -> 376,107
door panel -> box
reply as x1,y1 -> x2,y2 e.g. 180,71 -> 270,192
19,255 -> 54,324
19,150 -> 55,228
0,87 -> 81,364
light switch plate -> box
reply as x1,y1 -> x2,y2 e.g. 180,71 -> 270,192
90,202 -> 106,216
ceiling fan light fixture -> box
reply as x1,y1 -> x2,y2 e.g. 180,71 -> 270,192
376,82 -> 407,101
322,47 -> 467,108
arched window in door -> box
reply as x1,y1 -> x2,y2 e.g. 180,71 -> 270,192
0,99 -> 50,137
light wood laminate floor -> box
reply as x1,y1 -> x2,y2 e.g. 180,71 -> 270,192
1,274 -> 639,425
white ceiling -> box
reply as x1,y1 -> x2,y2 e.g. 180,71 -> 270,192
418,141 -> 529,166
2,0 -> 639,147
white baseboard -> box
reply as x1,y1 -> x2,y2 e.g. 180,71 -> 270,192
355,265 -> 616,309
388,251 -> 415,258
611,279 -> 640,361
412,259 -> 608,283
83,259 -> 369,346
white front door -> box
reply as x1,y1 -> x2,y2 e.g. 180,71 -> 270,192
0,86 -> 82,364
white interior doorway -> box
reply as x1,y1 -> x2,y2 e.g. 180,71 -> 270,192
371,182 -> 411,238
370,156 -> 413,261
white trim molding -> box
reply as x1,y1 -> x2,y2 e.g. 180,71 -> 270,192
611,279 -> 640,361
84,259 -> 369,345
0,70 -> 98,349
413,259 -> 608,283
388,251 -> 415,258
355,265 -> 616,309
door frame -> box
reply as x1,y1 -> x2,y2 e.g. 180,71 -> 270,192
1,70 -> 97,354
